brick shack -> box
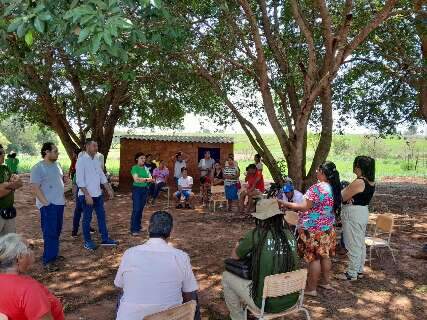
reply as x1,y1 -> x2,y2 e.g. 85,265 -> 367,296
119,135 -> 234,191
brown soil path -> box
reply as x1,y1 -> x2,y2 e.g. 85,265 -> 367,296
13,175 -> 427,320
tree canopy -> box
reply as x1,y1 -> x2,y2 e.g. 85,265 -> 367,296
0,0 -> 222,158
0,0 -> 423,187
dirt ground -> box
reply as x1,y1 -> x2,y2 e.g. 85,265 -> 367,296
13,175 -> 427,320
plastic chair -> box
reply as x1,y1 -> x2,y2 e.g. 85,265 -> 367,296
144,301 -> 196,320
209,185 -> 227,212
244,269 -> 311,320
365,214 -> 396,266
0,313 -> 8,320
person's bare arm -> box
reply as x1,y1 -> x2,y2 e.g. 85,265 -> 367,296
230,241 -> 240,260
0,183 -> 12,197
31,184 -> 49,206
342,179 -> 365,202
281,198 -> 313,212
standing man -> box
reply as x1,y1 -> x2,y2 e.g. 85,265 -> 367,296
172,152 -> 188,187
198,151 -> 215,179
0,145 -> 23,236
76,139 -> 118,250
30,142 -> 65,271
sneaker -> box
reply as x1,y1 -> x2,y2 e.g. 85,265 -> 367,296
336,272 -> 357,281
90,227 -> 96,234
101,239 -> 119,246
71,231 -> 78,238
185,203 -> 191,209
44,262 -> 59,272
84,241 -> 97,251
176,204 -> 183,209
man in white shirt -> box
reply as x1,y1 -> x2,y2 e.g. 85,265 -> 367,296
198,151 -> 215,178
114,211 -> 200,320
76,139 -> 117,251
175,168 -> 194,209
172,152 -> 188,187
276,182 -> 304,207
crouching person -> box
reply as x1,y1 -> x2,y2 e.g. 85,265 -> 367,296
114,211 -> 201,320
222,199 -> 299,320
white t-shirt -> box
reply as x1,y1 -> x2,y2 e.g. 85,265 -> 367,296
178,176 -> 193,190
198,158 -> 215,177
114,238 -> 198,320
174,160 -> 187,178
278,189 -> 304,204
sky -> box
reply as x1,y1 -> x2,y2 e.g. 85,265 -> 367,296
169,113 -> 427,135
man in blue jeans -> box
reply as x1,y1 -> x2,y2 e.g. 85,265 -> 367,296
76,139 -> 118,250
30,142 -> 65,272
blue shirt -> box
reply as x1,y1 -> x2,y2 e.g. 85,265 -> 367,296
30,161 -> 65,209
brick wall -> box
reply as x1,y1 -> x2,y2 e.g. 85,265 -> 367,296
119,139 -> 233,191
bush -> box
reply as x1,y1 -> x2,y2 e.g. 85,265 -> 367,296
333,136 -> 351,156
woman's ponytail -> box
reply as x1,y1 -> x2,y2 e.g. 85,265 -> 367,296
319,161 -> 342,215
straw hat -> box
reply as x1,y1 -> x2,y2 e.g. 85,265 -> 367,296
252,199 -> 283,220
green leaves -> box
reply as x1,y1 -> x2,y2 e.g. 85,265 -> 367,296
77,27 -> 91,43
24,30 -> 33,46
34,17 -> 45,33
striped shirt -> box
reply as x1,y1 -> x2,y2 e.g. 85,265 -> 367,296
223,166 -> 238,186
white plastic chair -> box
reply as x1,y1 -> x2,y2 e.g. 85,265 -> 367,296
365,214 -> 396,266
144,301 -> 196,320
209,185 -> 227,212
245,269 -> 311,320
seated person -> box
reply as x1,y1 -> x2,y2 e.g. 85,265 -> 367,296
222,199 -> 299,320
115,211 -> 200,320
276,182 -> 304,208
200,175 -> 212,207
150,160 -> 169,205
212,162 -> 224,186
175,168 -> 194,209
0,233 -> 65,320
239,164 -> 265,214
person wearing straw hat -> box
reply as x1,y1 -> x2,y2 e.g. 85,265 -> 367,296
222,199 -> 299,320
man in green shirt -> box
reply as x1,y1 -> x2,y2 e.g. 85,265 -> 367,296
0,146 -> 23,236
222,199 -> 299,319
5,151 -> 19,174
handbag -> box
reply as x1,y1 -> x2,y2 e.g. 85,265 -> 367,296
224,257 -> 252,280
0,207 -> 17,220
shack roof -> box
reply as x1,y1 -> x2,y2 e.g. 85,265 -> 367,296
119,135 -> 234,144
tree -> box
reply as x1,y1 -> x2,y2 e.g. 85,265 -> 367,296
0,117 -> 58,155
0,0 -> 219,159
334,0 -> 427,133
166,0 -> 399,188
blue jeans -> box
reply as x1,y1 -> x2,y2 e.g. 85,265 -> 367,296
80,195 -> 110,243
40,204 -> 64,265
72,189 -> 83,234
130,186 -> 149,233
175,190 -> 191,200
150,182 -> 166,200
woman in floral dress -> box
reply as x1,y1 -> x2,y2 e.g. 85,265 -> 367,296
280,161 -> 342,296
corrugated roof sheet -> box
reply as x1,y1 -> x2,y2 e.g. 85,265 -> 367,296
119,135 -> 234,144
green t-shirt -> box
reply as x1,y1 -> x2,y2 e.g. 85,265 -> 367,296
0,165 -> 14,208
131,165 -> 151,187
5,158 -> 19,174
236,228 -> 300,313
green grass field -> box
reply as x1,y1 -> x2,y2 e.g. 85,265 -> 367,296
14,133 -> 427,181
